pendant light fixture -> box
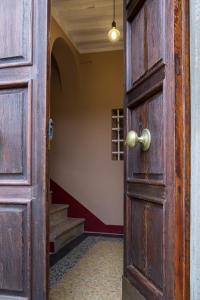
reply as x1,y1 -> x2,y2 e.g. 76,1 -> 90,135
108,0 -> 121,42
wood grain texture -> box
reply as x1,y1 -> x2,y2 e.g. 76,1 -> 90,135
127,91 -> 164,184
0,85 -> 31,185
0,90 -> 24,174
0,0 -> 50,299
146,0 -> 163,69
0,207 -> 24,292
131,7 -> 145,82
0,0 -> 32,67
174,0 -> 190,299
124,0 -> 190,299
0,203 -> 31,297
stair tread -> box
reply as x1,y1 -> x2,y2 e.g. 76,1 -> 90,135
50,204 -> 69,214
50,218 -> 85,240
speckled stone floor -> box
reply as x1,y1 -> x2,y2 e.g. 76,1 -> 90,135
50,236 -> 123,300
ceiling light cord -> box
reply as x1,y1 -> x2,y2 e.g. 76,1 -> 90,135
113,0 -> 116,22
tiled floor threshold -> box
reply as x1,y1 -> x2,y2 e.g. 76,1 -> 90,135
50,234 -> 123,300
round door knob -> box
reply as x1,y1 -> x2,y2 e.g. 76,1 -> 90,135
125,128 -> 151,151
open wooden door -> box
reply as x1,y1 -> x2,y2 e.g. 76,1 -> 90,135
123,1 -> 190,299
0,1 -> 50,299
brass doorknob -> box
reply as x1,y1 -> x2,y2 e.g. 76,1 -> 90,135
125,129 -> 151,151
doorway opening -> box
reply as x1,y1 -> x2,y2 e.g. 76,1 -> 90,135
48,2 -> 125,298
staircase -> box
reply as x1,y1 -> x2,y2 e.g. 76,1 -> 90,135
50,204 -> 85,253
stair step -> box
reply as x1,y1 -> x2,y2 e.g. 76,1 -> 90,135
50,218 -> 85,253
50,204 -> 69,214
50,204 -> 69,227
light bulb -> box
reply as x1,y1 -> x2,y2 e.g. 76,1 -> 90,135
108,22 -> 120,42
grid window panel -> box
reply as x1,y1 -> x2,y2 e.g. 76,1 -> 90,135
112,108 -> 124,161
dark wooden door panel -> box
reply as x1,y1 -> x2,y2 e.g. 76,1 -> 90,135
124,0 -> 190,299
0,0 -> 49,299
128,0 -> 164,88
131,199 -> 146,273
0,0 -> 32,67
0,85 -> 31,184
126,196 -> 164,298
127,91 -> 164,183
130,199 -> 163,288
131,199 -> 163,289
0,202 -> 31,297
145,0 -> 163,69
131,8 -> 145,82
146,203 -> 163,290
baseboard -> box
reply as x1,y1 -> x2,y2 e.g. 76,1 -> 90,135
50,232 -> 123,266
84,231 -> 124,238
50,179 -> 124,235
50,234 -> 87,266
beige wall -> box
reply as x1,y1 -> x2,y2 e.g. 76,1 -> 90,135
50,19 -> 124,225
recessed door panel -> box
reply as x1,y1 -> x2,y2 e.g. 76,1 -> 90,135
128,91 -> 164,184
146,0 -> 163,69
0,0 -> 32,67
0,86 -> 31,184
128,198 -> 163,291
0,202 -> 31,297
131,199 -> 146,273
146,203 -> 163,290
131,7 -> 145,82
146,93 -> 164,176
129,0 -> 164,87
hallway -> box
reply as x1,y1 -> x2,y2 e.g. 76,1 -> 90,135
50,236 -> 123,300
0,0 -> 193,299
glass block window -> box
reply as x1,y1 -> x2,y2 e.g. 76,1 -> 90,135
112,108 -> 124,160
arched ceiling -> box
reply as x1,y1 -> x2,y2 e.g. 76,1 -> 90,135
52,0 -> 123,53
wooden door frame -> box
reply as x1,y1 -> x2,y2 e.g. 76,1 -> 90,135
174,1 -> 190,299
123,0 -> 191,299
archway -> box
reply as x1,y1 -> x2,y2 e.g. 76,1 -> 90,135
49,37 -> 81,185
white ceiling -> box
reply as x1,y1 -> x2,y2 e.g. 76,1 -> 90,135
52,0 -> 123,53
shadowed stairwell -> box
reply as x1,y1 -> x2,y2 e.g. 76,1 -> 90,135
50,203 -> 85,254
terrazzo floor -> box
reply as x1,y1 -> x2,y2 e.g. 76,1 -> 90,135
50,236 -> 123,300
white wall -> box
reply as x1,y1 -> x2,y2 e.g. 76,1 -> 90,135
190,1 -> 200,299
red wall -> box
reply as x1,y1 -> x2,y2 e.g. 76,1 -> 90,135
51,180 -> 124,234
